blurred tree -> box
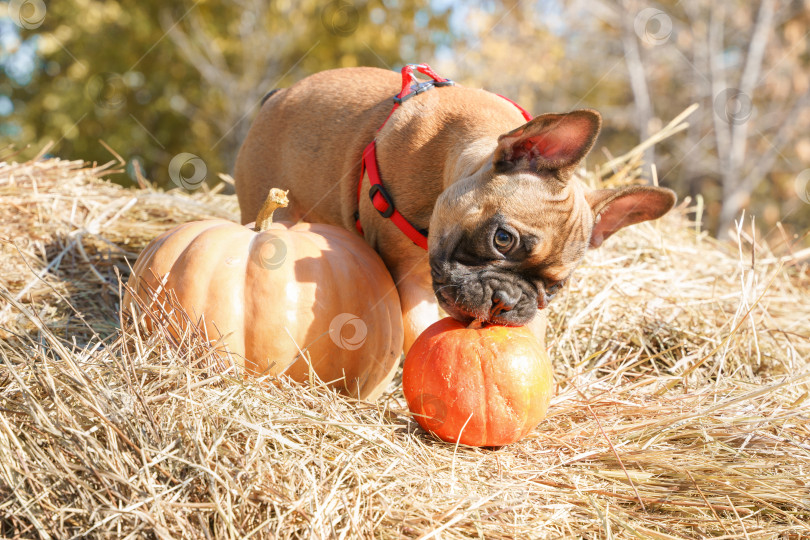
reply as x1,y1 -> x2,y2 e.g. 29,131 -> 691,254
603,0 -> 810,239
0,0 -> 450,187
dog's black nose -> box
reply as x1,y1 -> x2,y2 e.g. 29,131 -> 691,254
491,289 -> 518,314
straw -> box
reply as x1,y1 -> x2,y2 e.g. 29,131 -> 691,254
0,128 -> 808,537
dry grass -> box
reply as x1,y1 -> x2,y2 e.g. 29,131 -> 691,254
1,138 -> 809,538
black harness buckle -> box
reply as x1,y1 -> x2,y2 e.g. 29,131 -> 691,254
369,184 -> 395,218
393,79 -> 454,104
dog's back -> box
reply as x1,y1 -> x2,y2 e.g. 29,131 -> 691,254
234,67 -> 401,227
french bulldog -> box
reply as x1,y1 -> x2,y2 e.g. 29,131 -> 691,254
234,66 -> 675,351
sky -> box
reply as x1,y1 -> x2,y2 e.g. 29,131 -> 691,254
1,13 -> 38,128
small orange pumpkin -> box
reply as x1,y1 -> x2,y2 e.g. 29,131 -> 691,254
403,317 -> 553,446
124,189 -> 403,400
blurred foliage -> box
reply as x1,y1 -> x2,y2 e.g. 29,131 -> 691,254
1,0 -> 808,246
0,0 -> 450,185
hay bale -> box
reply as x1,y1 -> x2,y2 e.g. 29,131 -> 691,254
0,149 -> 808,538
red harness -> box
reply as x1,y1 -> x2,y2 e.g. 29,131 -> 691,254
355,63 -> 532,250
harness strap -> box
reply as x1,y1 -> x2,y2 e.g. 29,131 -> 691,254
355,64 -> 532,250
359,141 -> 430,250
495,93 -> 533,122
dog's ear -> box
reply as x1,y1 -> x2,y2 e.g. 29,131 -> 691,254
586,186 -> 677,248
494,109 -> 601,174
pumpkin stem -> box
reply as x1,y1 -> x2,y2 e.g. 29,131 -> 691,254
468,319 -> 487,330
255,188 -> 289,231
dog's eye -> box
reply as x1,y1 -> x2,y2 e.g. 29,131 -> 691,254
493,229 -> 515,253
545,278 -> 568,296
545,280 -> 566,296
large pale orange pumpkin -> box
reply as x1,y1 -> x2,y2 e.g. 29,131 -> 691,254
403,317 -> 553,446
123,189 -> 403,400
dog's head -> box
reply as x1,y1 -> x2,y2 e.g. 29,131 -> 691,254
428,109 -> 676,325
